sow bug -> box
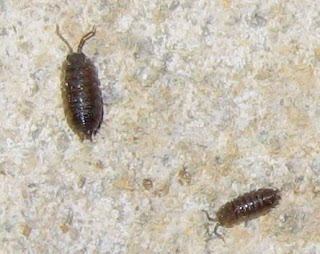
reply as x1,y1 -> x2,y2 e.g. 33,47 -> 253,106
204,188 -> 281,241
56,25 -> 103,141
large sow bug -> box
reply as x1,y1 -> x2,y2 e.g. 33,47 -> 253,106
56,25 -> 103,141
204,188 -> 281,241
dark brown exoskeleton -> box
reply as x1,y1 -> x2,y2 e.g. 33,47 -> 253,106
204,188 -> 281,241
56,25 -> 103,141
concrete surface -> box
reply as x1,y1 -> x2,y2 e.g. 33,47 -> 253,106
0,0 -> 320,253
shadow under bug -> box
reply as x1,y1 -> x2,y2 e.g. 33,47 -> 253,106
56,25 -> 103,141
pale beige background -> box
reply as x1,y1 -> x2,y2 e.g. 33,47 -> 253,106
0,0 -> 319,253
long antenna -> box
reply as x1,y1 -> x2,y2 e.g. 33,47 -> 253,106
56,25 -> 73,53
77,26 -> 96,53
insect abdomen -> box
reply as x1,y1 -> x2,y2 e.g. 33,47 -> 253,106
216,188 -> 281,227
63,54 -> 103,141
56,25 -> 103,141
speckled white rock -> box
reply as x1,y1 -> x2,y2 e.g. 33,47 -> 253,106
0,0 -> 320,253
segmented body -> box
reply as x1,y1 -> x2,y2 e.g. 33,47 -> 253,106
57,26 -> 103,141
216,188 -> 281,226
204,188 -> 281,241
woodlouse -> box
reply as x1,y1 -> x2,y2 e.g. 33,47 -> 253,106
56,25 -> 103,141
204,188 -> 281,241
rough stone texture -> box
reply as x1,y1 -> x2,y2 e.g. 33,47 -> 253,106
1,0 -> 320,253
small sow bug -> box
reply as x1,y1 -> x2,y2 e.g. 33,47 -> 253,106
204,188 -> 281,241
56,25 -> 103,141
